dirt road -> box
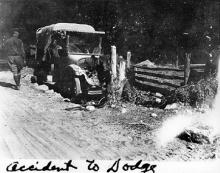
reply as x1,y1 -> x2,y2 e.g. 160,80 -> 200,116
0,64 -> 219,160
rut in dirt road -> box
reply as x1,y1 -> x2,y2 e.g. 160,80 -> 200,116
0,70 -> 119,159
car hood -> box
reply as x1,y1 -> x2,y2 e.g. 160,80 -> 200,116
68,54 -> 92,64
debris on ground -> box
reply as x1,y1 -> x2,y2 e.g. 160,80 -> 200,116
45,89 -> 54,94
36,84 -> 49,92
86,105 -> 95,111
110,104 -> 116,108
122,86 -> 167,109
177,129 -> 210,144
63,98 -> 71,102
64,104 -> 83,111
165,103 -> 179,110
151,113 -> 158,117
121,107 -> 127,114
136,59 -> 156,67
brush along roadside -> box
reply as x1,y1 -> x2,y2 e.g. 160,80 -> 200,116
121,74 -> 218,109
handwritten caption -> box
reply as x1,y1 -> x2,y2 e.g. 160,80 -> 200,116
6,159 -> 157,173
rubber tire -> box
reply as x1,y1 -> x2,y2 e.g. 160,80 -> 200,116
36,70 -> 47,85
59,67 -> 76,99
31,75 -> 37,83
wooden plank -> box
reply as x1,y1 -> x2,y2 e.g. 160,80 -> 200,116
135,76 -> 181,88
135,79 -> 176,90
179,64 -> 206,69
134,67 -> 184,78
135,73 -> 182,87
192,69 -> 204,73
134,69 -> 184,80
0,59 -> 8,64
135,63 -> 205,71
134,64 -> 182,71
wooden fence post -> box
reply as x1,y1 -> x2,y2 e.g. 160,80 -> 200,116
127,51 -> 131,69
111,46 -> 117,79
117,57 -> 127,99
119,58 -> 126,83
184,53 -> 191,85
110,46 -> 117,103
176,55 -> 179,68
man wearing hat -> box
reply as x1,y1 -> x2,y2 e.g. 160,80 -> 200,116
205,45 -> 220,77
4,31 -> 26,90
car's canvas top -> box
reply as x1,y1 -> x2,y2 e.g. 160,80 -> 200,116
36,23 -> 105,35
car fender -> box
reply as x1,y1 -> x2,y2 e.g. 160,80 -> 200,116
66,64 -> 99,86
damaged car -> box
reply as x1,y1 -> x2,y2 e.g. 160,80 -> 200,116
33,23 -> 110,104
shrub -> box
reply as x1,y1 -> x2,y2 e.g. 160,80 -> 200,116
173,76 -> 218,107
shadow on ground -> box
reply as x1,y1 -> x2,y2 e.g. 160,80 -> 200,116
0,81 -> 15,89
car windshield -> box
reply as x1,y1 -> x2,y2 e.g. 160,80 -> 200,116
68,33 -> 102,55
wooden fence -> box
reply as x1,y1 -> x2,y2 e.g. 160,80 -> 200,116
133,62 -> 206,95
110,47 -> 206,96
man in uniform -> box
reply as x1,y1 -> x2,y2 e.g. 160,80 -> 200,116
205,45 -> 220,77
4,31 -> 25,90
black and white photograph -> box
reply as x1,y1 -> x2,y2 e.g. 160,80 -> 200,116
0,0 -> 220,172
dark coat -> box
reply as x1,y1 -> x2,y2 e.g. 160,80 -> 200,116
4,36 -> 25,58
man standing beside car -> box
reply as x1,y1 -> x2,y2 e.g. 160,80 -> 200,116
4,31 -> 26,90
205,45 -> 220,77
